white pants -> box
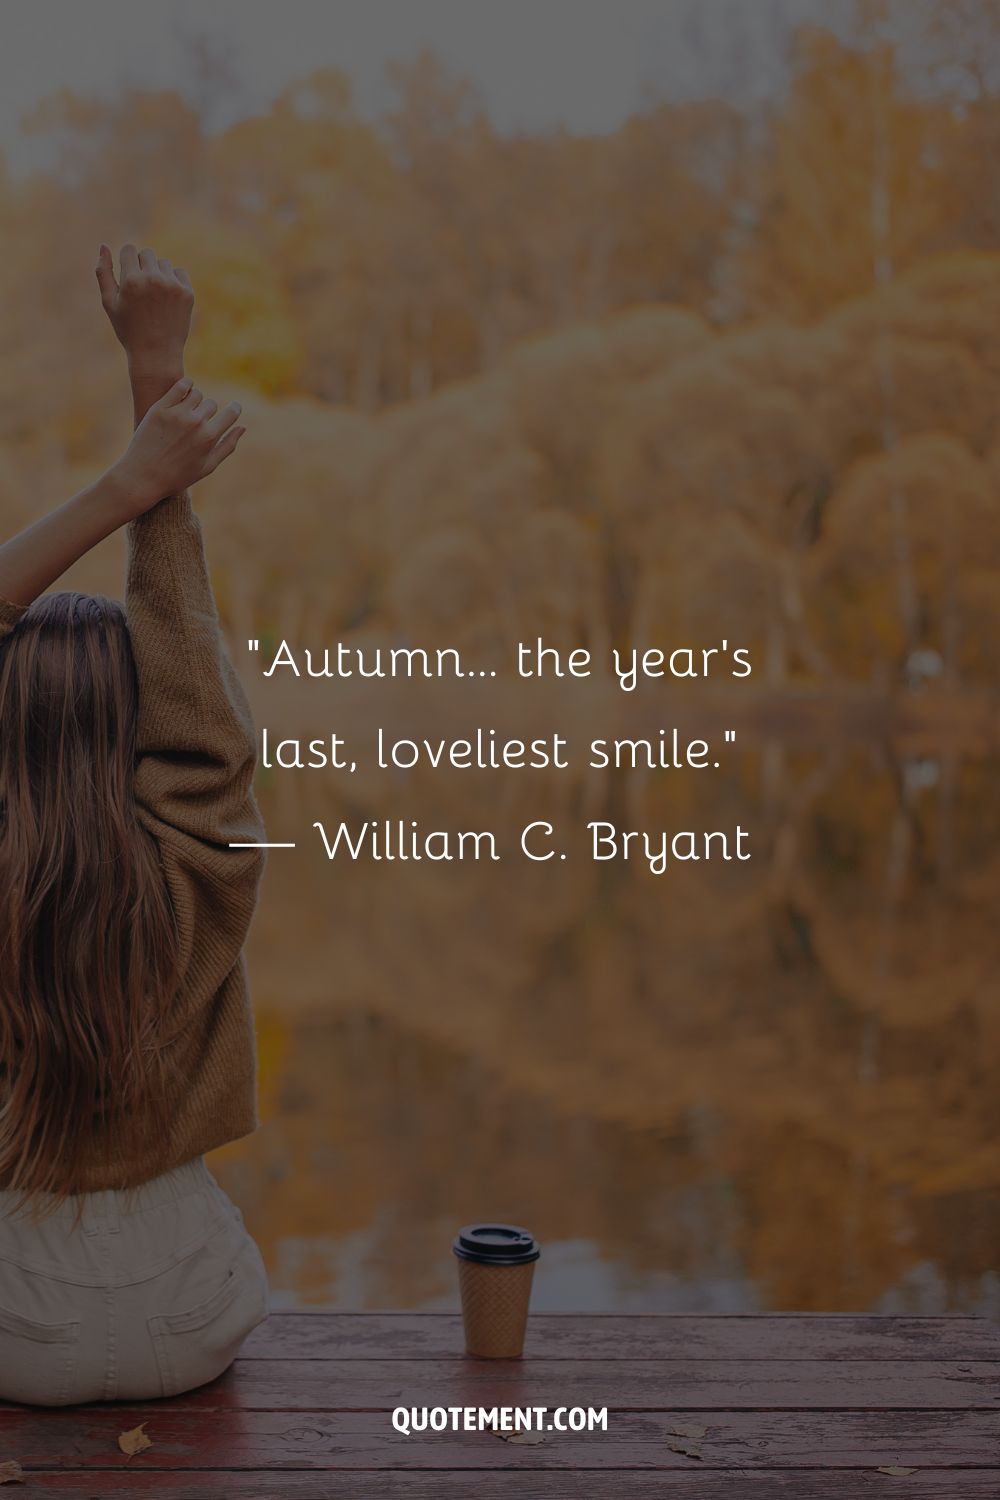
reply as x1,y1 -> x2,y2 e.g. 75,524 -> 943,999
0,1158 -> 268,1405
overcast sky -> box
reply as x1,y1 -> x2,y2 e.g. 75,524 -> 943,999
1,0 -> 864,170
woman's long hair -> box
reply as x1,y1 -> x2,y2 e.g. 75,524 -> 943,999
0,592 -> 177,1198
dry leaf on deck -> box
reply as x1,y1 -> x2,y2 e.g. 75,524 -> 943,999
666,1438 -> 704,1460
666,1421 -> 707,1439
0,1461 -> 23,1485
118,1423 -> 153,1457
877,1467 -> 918,1477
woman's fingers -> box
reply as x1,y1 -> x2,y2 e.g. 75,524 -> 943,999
95,244 -> 118,307
204,400 -> 242,439
138,247 -> 158,272
202,426 -> 246,474
164,376 -> 195,406
157,257 -> 173,276
173,266 -> 192,291
157,383 -> 243,465
119,243 -> 140,280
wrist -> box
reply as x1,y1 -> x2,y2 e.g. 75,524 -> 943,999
129,355 -> 184,406
129,358 -> 184,427
127,349 -> 185,383
101,459 -> 154,524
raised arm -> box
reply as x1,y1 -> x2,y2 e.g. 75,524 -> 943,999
0,376 -> 244,621
0,470 -> 137,614
0,243 -> 238,618
0,241 -> 239,616
96,242 -> 193,425
97,244 -> 266,967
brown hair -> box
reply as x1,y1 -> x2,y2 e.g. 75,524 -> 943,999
0,593 -> 177,1198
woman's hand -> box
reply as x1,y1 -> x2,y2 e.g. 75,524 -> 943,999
110,377 -> 245,517
96,243 -> 194,383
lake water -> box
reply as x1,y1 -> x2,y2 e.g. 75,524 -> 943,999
211,695 -> 1000,1314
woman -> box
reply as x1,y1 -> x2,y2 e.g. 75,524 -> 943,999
0,245 -> 269,1404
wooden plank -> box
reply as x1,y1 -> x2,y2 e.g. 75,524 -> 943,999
2,1359 -> 995,1416
14,1357 -> 987,1412
244,1314 -> 1000,1362
2,1408 -> 998,1471
18,1469 -> 1000,1497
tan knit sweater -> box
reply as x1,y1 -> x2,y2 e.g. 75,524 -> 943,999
0,495 -> 265,1191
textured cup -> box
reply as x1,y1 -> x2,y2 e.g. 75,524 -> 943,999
457,1257 -> 536,1358
453,1224 -> 540,1359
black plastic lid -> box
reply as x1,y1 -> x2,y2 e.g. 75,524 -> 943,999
452,1223 -> 540,1266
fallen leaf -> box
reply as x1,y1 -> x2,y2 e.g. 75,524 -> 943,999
666,1438 -> 704,1460
0,1461 -> 23,1485
666,1421 -> 707,1439
877,1467 -> 918,1477
491,1428 -> 546,1445
117,1423 -> 152,1457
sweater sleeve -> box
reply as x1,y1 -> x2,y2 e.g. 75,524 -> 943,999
125,494 -> 266,992
0,598 -> 27,639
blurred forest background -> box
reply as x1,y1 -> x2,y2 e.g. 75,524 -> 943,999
2,0 -> 1000,1312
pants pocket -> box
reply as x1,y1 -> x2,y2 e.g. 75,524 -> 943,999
148,1239 -> 268,1398
0,1300 -> 81,1406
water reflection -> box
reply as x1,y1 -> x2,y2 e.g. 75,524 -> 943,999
211,737 -> 1000,1312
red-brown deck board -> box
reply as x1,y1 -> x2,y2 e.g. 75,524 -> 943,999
1,1312 -> 997,1497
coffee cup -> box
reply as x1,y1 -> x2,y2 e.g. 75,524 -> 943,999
453,1223 -> 540,1358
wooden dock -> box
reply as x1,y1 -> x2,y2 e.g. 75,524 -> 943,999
1,1312 -> 998,1495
